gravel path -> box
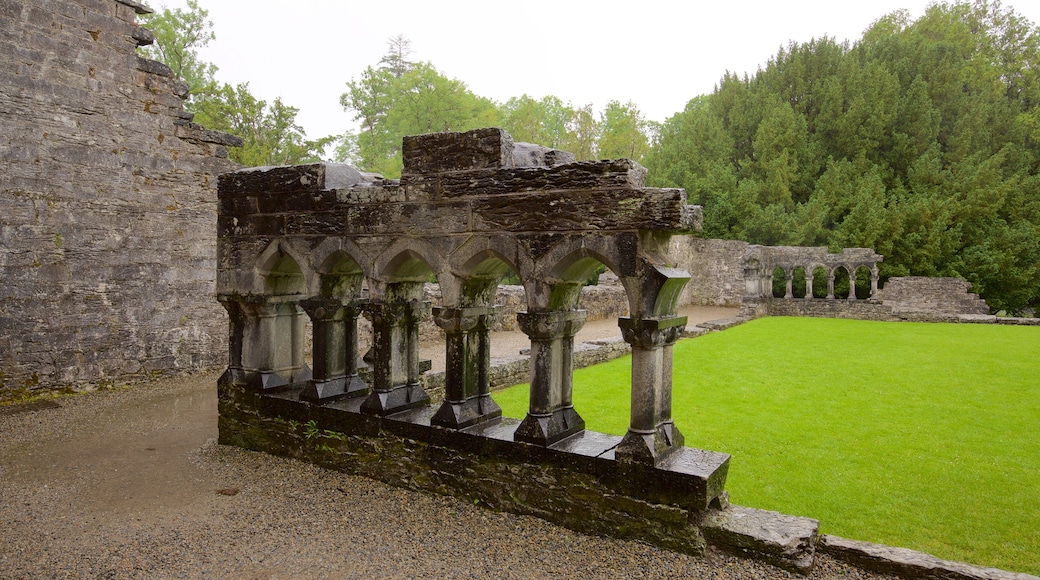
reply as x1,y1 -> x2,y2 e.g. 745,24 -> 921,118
0,330 -> 900,579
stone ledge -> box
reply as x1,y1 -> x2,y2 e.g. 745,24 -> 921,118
218,379 -> 731,556
700,505 -> 819,574
819,535 -> 1038,580
697,317 -> 747,332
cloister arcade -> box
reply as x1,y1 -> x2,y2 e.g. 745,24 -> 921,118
216,128 -> 703,466
741,246 -> 883,302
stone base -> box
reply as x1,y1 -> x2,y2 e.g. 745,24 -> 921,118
232,365 -> 312,392
700,505 -> 819,574
299,374 -> 369,403
217,379 -> 731,560
430,394 -> 502,429
514,406 -> 585,446
360,382 -> 430,416
615,422 -> 685,465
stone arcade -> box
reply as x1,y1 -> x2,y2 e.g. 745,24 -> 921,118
215,129 -> 817,571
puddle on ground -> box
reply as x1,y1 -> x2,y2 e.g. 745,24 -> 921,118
3,380 -> 220,518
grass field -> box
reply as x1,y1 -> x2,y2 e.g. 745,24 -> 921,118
493,317 -> 1040,575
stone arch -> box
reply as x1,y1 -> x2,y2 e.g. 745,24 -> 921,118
255,239 -> 311,296
771,266 -> 788,299
832,265 -> 852,300
809,264 -> 829,298
308,237 -> 373,294
791,266 -> 808,299
853,264 -> 873,300
452,247 -> 523,308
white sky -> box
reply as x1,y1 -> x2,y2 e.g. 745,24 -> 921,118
149,1 -> 1040,142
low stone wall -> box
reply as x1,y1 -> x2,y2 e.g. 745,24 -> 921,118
764,299 -> 898,321
217,380 -> 733,561
880,277 -> 990,316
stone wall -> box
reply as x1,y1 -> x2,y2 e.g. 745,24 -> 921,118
0,0 -> 240,390
879,277 -> 989,316
670,237 -> 748,307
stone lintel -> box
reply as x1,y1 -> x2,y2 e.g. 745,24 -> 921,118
218,163 -> 383,198
701,505 -> 820,574
402,159 -> 647,198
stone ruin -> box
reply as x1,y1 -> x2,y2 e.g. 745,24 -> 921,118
215,128 -> 822,571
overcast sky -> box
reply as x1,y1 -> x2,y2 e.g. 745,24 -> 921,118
149,1 -> 1040,142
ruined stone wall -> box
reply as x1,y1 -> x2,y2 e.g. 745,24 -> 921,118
669,237 -> 749,307
0,0 -> 239,390
879,277 -> 990,316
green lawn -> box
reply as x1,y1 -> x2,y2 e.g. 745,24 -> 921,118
493,317 -> 1040,575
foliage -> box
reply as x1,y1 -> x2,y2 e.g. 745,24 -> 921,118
139,1 -> 330,166
137,0 -> 217,104
193,83 -> 332,166
499,95 -> 601,161
340,38 -> 499,178
644,1 -> 1040,312
494,317 -> 1040,575
340,37 -> 660,177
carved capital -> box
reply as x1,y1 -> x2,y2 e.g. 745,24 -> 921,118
618,316 -> 686,349
432,306 -> 497,333
517,310 -> 586,341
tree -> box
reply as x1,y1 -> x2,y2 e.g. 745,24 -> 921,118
598,100 -> 652,162
138,1 -> 332,166
137,0 -> 217,104
341,39 -> 499,177
193,83 -> 333,166
646,0 -> 1040,312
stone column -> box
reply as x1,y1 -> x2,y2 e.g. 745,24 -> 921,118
870,267 -> 880,299
826,273 -> 835,300
360,300 -> 431,416
805,274 -> 814,299
847,269 -> 857,301
236,295 -> 311,391
298,298 -> 368,402
514,310 -> 586,446
431,306 -> 502,429
784,271 -> 794,299
615,316 -> 686,465
743,265 -> 760,297
217,295 -> 245,387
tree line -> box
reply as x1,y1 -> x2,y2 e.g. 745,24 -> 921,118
140,1 -> 1039,313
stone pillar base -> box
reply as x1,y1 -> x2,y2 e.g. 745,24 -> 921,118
431,394 -> 502,429
360,382 -> 430,416
300,374 -> 368,403
246,364 -> 312,392
615,422 -> 685,465
514,407 -> 585,446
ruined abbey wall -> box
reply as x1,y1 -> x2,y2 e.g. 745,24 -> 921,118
0,0 -> 239,390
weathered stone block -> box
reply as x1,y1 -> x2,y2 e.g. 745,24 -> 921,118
402,127 -> 514,174
701,505 -> 820,574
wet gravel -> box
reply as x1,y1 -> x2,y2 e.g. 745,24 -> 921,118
0,374 -> 900,579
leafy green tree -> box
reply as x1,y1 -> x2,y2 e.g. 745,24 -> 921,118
340,39 -> 499,178
647,0 -> 1040,312
139,1 -> 330,166
137,0 -> 217,104
598,100 -> 652,162
193,83 -> 333,166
